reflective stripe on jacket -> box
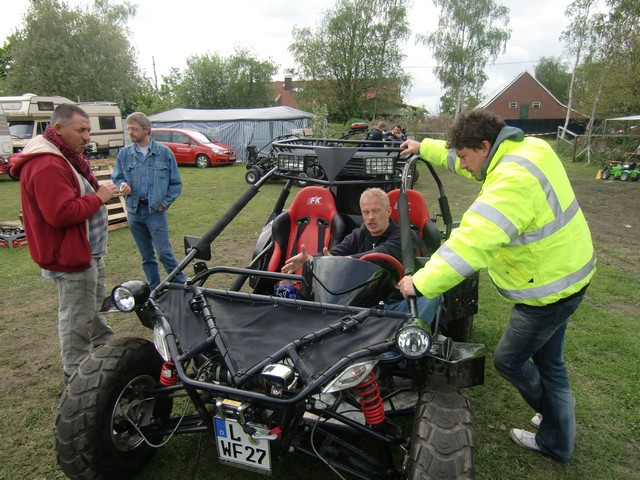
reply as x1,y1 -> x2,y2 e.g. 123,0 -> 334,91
413,132 -> 595,306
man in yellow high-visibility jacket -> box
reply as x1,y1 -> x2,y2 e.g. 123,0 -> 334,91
399,109 -> 595,463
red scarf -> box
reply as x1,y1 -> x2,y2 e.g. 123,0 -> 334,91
43,126 -> 100,191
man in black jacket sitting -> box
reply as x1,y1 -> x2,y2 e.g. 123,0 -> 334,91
282,187 -> 442,325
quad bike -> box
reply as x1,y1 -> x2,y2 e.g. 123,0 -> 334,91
244,134 -> 322,186
243,123 -> 405,187
54,139 -> 484,479
601,161 -> 640,181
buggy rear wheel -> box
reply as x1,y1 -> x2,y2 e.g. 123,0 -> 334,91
407,382 -> 475,479
54,337 -> 170,479
620,171 -> 630,181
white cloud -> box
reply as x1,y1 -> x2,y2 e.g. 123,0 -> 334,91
3,0 -> 577,113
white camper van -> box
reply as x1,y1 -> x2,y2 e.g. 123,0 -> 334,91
0,104 -> 11,158
0,94 -> 125,157
0,104 -> 16,179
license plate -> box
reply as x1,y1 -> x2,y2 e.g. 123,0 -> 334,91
230,156 -> 236,161
214,417 -> 271,473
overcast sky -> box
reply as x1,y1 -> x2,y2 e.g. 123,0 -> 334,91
4,0 -> 579,113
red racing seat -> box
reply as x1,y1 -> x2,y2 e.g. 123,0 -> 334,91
267,187 -> 346,273
387,189 -> 441,257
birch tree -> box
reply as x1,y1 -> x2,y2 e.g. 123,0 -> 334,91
419,0 -> 510,115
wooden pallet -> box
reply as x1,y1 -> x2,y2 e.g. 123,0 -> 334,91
94,167 -> 128,231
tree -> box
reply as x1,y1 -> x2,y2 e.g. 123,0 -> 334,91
179,49 -> 278,109
535,57 -> 571,103
5,0 -> 141,106
419,0 -> 511,115
560,0 -> 599,138
289,0 -> 411,123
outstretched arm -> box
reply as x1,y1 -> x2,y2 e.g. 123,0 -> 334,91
282,244 -> 311,274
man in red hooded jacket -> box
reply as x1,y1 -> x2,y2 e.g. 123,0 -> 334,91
10,103 -> 119,382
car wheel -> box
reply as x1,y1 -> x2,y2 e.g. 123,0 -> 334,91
195,154 -> 210,168
245,168 -> 261,185
621,172 -> 630,181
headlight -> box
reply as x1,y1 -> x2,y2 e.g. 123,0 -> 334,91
277,153 -> 306,172
322,359 -> 378,394
396,322 -> 431,358
111,280 -> 150,312
210,147 -> 223,154
364,157 -> 394,175
153,322 -> 171,361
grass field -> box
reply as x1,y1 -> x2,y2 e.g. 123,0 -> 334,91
0,157 -> 638,480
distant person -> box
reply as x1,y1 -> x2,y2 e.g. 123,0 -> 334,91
282,187 -> 442,324
113,112 -> 187,289
390,125 -> 407,143
367,121 -> 387,142
10,103 -> 117,382
399,109 -> 595,463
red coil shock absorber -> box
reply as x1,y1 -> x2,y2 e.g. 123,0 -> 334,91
159,361 -> 178,386
355,372 -> 385,425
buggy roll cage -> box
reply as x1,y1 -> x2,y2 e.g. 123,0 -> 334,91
163,139 -> 454,298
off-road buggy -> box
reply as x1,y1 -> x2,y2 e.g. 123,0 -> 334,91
54,137 -> 484,480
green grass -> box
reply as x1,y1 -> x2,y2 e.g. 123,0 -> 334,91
0,157 -> 638,480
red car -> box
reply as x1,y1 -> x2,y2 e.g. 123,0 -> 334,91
150,128 -> 236,168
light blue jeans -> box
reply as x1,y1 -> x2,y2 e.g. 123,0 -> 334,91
385,295 -> 443,328
128,208 -> 187,289
493,291 -> 586,462
55,257 -> 114,377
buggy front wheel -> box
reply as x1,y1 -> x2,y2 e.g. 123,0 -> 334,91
54,337 -> 170,479
407,382 -> 475,479
601,168 -> 610,180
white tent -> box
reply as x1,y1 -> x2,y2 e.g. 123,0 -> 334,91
149,106 -> 314,161
606,114 -> 640,121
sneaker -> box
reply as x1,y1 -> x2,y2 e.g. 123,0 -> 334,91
530,412 -> 543,429
510,428 -> 542,453
530,397 -> 576,429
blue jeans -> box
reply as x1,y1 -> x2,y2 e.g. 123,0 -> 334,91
128,208 -> 187,289
493,292 -> 585,462
385,295 -> 443,328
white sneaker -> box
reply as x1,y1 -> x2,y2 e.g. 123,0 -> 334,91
530,412 -> 543,429
530,397 -> 576,429
510,428 -> 542,453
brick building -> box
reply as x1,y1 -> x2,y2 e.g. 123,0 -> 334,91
477,71 -> 586,134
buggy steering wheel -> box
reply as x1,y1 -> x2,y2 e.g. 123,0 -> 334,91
359,252 -> 404,280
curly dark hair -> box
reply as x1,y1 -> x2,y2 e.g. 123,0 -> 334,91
446,109 -> 506,150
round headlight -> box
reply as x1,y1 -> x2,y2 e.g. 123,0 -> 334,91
396,324 -> 431,359
113,286 -> 136,312
111,280 -> 150,312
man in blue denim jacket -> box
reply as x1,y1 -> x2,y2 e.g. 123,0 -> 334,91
112,112 -> 187,288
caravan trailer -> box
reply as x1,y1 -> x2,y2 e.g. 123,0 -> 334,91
0,104 -> 16,179
0,94 -> 124,157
